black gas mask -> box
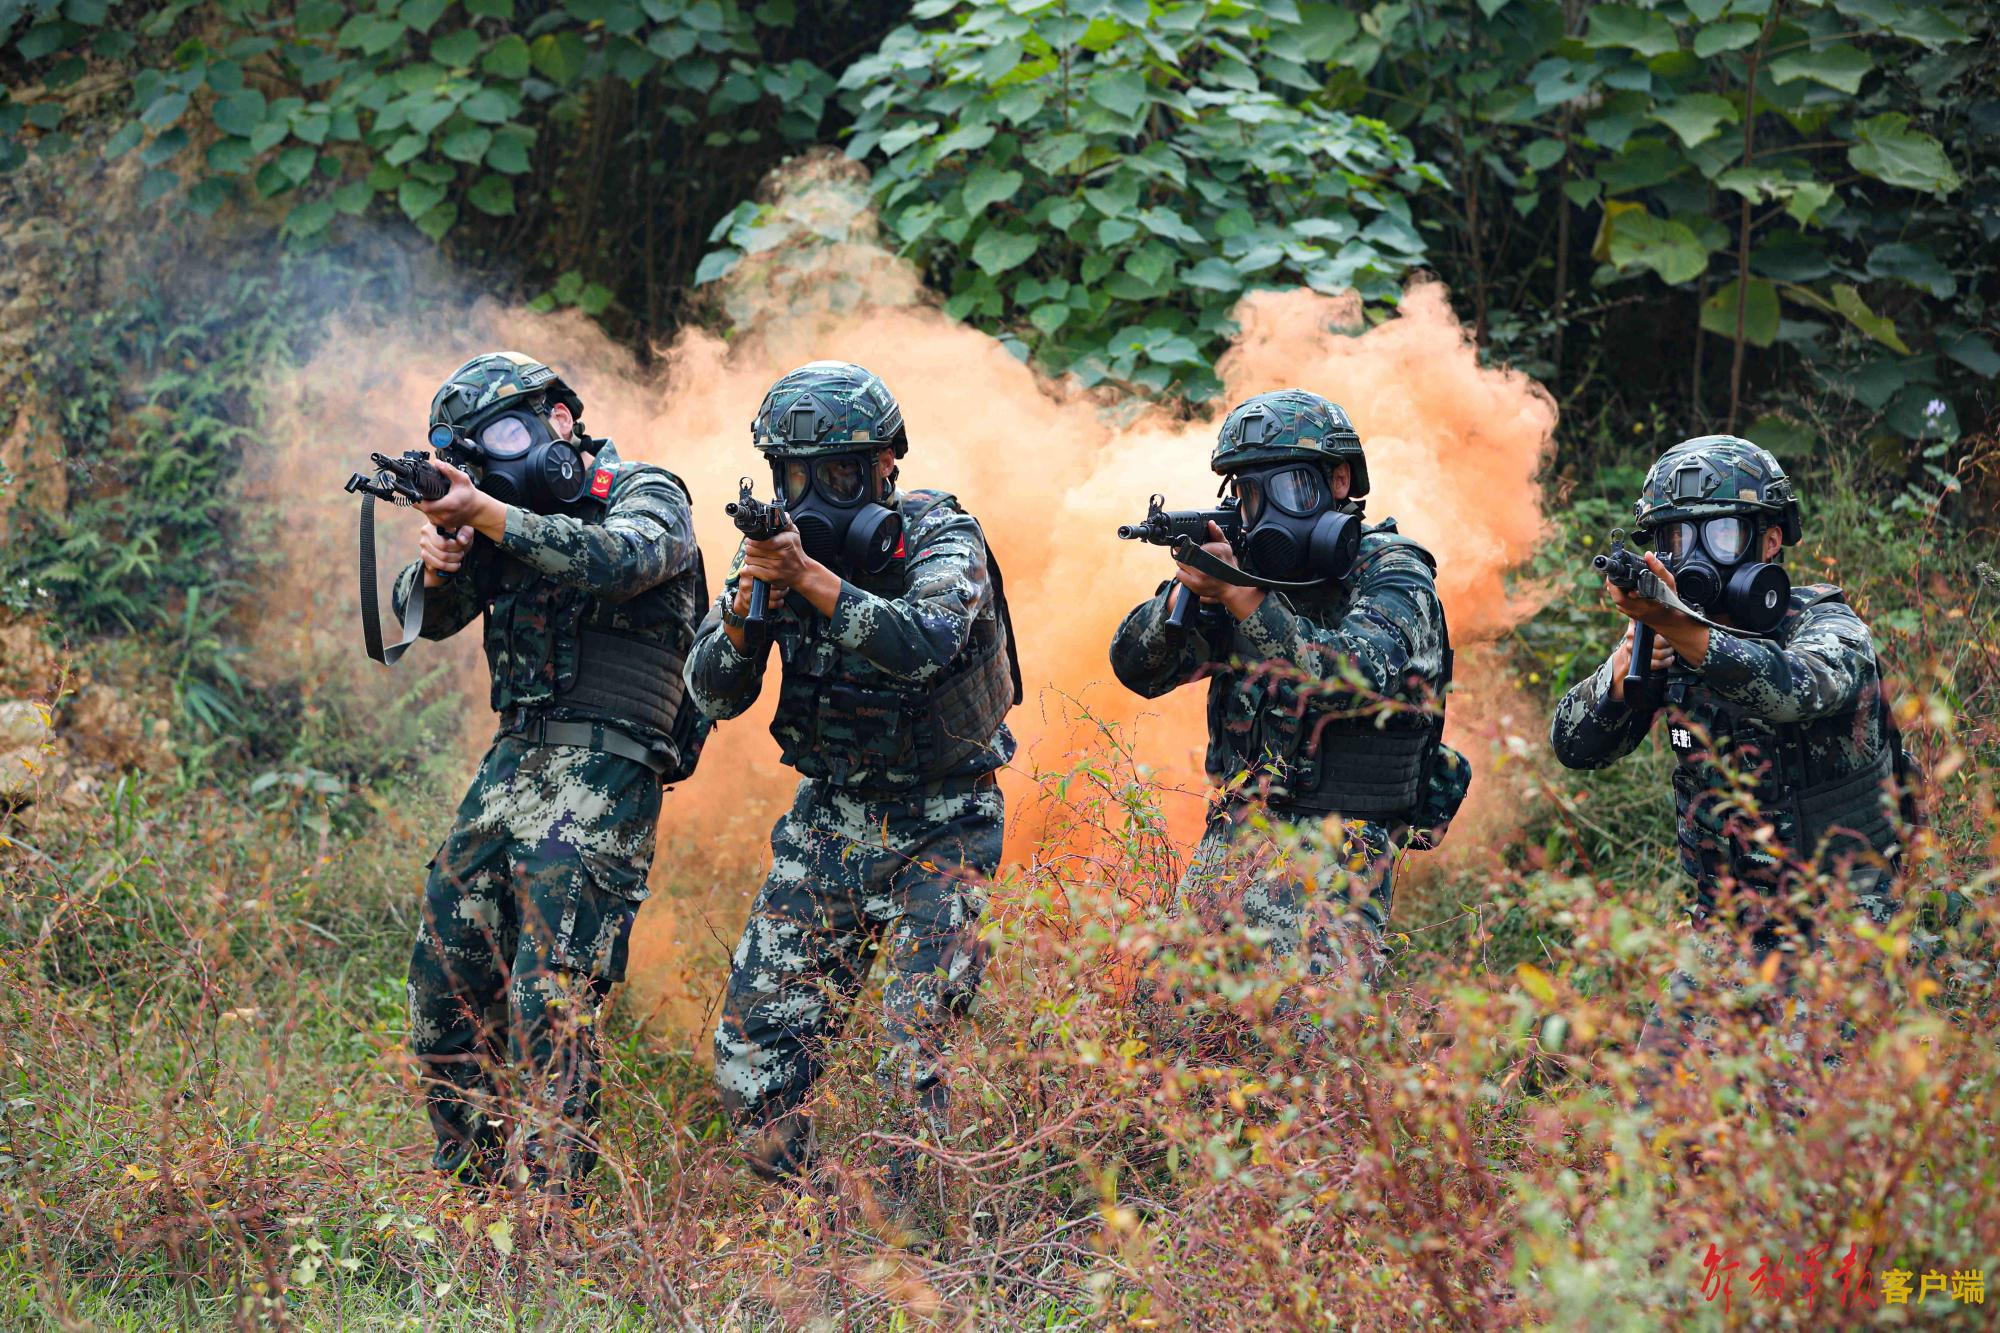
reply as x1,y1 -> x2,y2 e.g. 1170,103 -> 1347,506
430,408 -> 588,514
775,451 -> 902,575
1643,514 -> 1789,634
1227,462 -> 1361,584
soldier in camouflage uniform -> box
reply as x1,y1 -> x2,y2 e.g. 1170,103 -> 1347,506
1111,390 -> 1467,992
685,361 -> 1019,1208
393,352 -> 706,1195
1551,436 -> 1904,950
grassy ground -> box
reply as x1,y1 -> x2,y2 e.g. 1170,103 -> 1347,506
2,438 -> 1996,1329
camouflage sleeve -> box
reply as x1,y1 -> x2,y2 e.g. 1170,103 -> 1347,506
683,545 -> 768,721
1231,547 -> 1445,699
390,549 -> 485,641
495,473 -> 697,603
826,506 -> 989,685
1108,581 -> 1225,699
1549,651 -> 1654,770
1693,598 -> 1877,724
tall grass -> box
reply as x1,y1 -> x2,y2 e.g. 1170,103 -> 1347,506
1,443 -> 1995,1330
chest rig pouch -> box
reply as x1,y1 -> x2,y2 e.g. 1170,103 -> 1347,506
1208,525 -> 1450,824
1667,587 -> 1902,886
483,467 -> 710,777
770,491 -> 1021,792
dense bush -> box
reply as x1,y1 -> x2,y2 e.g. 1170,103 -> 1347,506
713,0 -> 1441,399
0,0 -> 904,338
1333,0 -> 1996,450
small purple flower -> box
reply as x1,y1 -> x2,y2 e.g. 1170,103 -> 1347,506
1926,398 -> 1946,419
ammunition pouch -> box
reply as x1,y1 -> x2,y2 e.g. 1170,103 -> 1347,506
773,614 -> 1013,793
554,627 -> 689,742
1791,728 -> 1900,869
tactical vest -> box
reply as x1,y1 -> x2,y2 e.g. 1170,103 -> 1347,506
768,490 -> 1021,793
483,462 -> 706,752
1666,586 -> 1903,891
1205,525 -> 1449,823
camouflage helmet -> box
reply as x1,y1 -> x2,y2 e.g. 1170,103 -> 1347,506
1636,434 -> 1801,545
752,360 -> 908,458
1211,389 -> 1369,497
429,351 -> 583,433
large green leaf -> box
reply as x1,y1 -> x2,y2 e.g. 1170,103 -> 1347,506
466,173 -> 515,216
530,31 -> 586,85
1691,19 -> 1760,57
1941,331 -> 1999,379
970,227 -> 1038,275
1847,114 -> 1960,195
482,35 -> 530,79
1581,6 -> 1680,57
1650,93 -> 1737,149
1087,69 -> 1147,120
210,90 -> 266,138
1866,242 -> 1954,299
1767,43 -> 1871,95
1698,278 -> 1779,347
961,165 -> 1023,215
398,177 -> 445,220
429,28 -> 482,69
1604,208 -> 1709,284
440,126 -> 492,164
1831,283 -> 1910,354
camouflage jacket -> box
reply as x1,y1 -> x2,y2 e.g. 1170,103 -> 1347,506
391,440 -> 703,743
1110,523 -> 1455,832
1549,585 -> 1894,904
684,487 -> 1017,792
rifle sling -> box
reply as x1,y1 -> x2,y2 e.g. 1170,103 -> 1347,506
1168,535 -> 1327,593
1633,570 -> 1779,641
359,493 -> 430,666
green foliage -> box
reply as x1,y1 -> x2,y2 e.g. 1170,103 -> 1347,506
1,270 -> 282,650
0,0 -> 835,321
711,0 -> 1441,399
1339,0 -> 1995,442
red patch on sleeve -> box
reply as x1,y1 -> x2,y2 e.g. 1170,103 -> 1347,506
589,467 -> 613,499
894,532 -> 906,559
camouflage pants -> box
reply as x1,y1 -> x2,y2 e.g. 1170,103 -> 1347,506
407,734 -> 659,1189
1177,803 -> 1399,984
713,775 -> 1004,1181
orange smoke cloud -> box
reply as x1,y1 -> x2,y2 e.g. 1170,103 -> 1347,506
258,154 -> 1554,1043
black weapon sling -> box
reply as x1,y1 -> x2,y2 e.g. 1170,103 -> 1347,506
358,493 -> 430,665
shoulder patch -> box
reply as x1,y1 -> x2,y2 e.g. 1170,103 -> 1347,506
604,462 -> 691,505
1354,526 -> 1438,578
590,466 -> 614,500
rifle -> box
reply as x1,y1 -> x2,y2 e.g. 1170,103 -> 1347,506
1593,528 -> 1667,712
343,450 -> 456,666
724,477 -> 788,632
1116,493 -> 1243,633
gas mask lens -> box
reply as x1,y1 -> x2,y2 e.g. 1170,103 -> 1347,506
1264,467 -> 1324,516
476,414 -> 535,459
1231,467 -> 1324,525
813,456 -> 868,504
1705,515 -> 1752,562
1233,475 -> 1264,524
783,461 -> 812,504
1651,516 -> 1754,563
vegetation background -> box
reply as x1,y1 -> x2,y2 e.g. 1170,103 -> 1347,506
1,0 -> 1996,1327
